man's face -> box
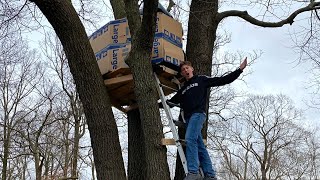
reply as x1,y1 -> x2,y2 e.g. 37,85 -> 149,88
180,64 -> 194,80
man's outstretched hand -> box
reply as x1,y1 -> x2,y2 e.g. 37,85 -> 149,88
240,57 -> 247,70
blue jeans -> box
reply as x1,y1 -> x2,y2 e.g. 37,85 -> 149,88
185,113 -> 216,177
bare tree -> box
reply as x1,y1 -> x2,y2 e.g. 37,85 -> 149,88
291,9 -> 320,110
27,1 -> 127,179
211,94 -> 316,179
41,32 -> 87,179
1,0 -> 320,179
0,34 -> 43,180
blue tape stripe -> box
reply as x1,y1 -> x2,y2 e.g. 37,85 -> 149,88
95,43 -> 131,61
154,32 -> 182,48
89,18 -> 128,40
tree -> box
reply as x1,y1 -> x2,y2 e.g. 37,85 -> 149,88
0,34 -> 42,180
170,1 -> 320,178
211,94 -> 316,179
28,0 -> 126,179
2,0 -> 320,179
292,9 -> 320,110
41,32 -> 87,179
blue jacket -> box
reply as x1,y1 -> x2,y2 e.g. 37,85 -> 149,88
169,69 -> 242,119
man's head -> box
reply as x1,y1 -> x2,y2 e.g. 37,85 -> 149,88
180,61 -> 194,80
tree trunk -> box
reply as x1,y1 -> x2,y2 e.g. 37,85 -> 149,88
175,0 -> 219,178
1,117 -> 9,180
110,0 -> 126,19
123,0 -> 170,179
30,0 -> 126,179
186,0 -> 218,77
109,2 -> 150,179
71,117 -> 81,178
63,120 -> 70,177
34,148 -> 42,180
127,109 -> 147,179
186,0 -> 219,139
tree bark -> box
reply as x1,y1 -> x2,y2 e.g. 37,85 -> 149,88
29,0 -> 126,179
110,0 -> 126,19
123,0 -> 170,179
175,0 -> 219,179
109,2 -> 149,179
127,109 -> 146,179
2,115 -> 10,180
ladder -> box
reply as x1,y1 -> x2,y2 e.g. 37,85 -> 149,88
154,73 -> 188,175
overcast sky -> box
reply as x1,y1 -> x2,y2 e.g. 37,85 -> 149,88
219,14 -> 319,127
27,1 -> 319,127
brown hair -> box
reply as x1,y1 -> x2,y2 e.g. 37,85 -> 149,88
179,61 -> 192,69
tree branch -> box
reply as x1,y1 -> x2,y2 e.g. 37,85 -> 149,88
167,0 -> 175,12
217,1 -> 320,27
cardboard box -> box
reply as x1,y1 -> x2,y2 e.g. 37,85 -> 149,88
89,12 -> 183,53
155,12 -> 183,48
89,18 -> 131,53
152,37 -> 184,67
91,12 -> 184,75
95,44 -> 131,75
95,38 -> 183,75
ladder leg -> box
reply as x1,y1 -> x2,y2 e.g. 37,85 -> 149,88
154,73 -> 188,175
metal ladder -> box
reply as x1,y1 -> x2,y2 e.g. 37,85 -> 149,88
154,73 -> 188,175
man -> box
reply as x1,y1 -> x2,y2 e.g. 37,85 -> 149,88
168,58 -> 247,180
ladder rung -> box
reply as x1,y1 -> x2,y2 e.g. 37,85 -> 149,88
159,83 -> 178,92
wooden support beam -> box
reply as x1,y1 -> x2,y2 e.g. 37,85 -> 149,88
161,138 -> 207,146
104,74 -> 133,86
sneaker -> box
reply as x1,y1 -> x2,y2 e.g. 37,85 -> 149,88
203,176 -> 217,180
184,173 -> 203,180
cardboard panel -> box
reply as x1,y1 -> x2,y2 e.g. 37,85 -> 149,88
152,38 -> 184,67
90,12 -> 184,75
89,18 -> 131,53
95,37 -> 184,75
95,44 -> 131,75
156,12 -> 183,41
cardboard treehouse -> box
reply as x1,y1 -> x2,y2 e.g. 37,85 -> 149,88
89,11 -> 184,112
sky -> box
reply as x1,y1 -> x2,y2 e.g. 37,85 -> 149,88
21,1 -> 320,178
219,14 -> 320,127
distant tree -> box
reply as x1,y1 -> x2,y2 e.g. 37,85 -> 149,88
292,9 -> 320,110
0,35 -> 42,180
41,32 -> 87,179
211,94 -> 317,179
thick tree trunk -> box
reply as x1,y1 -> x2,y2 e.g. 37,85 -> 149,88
127,109 -> 146,179
109,2 -> 150,179
186,0 -> 218,78
110,0 -> 126,19
123,0 -> 170,179
175,0 -> 219,179
30,0 -> 126,179
127,50 -> 170,179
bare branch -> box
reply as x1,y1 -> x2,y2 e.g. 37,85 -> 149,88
218,1 -> 320,27
167,0 -> 176,12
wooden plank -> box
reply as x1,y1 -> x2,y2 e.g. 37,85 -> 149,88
161,138 -> 207,146
104,68 -> 131,79
104,74 -> 133,86
158,65 -> 178,78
